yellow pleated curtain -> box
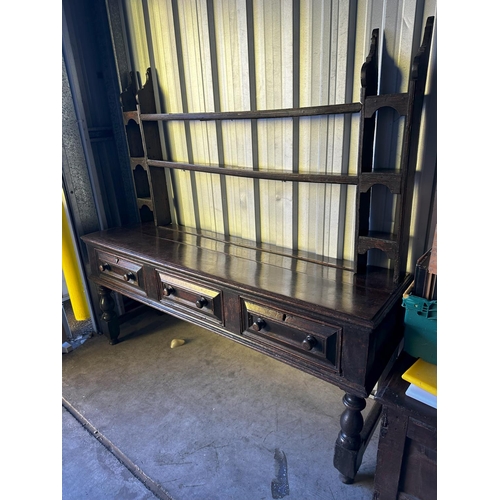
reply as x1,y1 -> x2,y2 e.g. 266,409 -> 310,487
62,196 -> 90,321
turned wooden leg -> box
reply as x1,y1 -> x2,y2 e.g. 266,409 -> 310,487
333,392 -> 383,484
97,286 -> 121,345
334,393 -> 366,483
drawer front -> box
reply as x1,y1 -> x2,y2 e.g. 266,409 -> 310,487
156,271 -> 223,324
96,250 -> 146,294
241,299 -> 341,370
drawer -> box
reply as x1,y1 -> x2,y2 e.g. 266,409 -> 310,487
241,298 -> 341,370
96,250 -> 146,294
156,270 -> 223,324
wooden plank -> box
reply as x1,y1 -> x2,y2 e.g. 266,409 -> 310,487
147,159 -> 359,183
140,102 -> 362,121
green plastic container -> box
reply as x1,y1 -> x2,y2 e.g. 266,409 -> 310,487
402,294 -> 437,365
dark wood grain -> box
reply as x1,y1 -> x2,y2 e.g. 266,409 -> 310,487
355,18 -> 434,282
359,171 -> 401,194
145,223 -> 355,272
147,158 -> 360,184
82,224 -> 409,325
373,351 -> 437,500
364,93 -> 409,118
119,72 -> 137,112
354,28 -> 379,276
97,285 -> 120,344
140,102 -> 362,122
391,17 -> 435,282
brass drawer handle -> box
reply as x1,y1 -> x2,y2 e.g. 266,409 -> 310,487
123,272 -> 136,282
252,317 -> 266,332
163,284 -> 175,296
302,334 -> 317,351
99,263 -> 111,272
196,296 -> 207,308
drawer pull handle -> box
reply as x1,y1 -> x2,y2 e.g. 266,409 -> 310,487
252,318 -> 266,331
196,296 -> 207,308
123,272 -> 136,282
302,335 -> 317,351
99,263 -> 111,272
163,284 -> 175,296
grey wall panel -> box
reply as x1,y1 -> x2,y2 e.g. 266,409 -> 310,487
64,0 -> 139,231
62,54 -> 100,239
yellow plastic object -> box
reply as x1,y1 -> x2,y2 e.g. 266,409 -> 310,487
62,200 -> 90,321
170,339 -> 185,349
401,358 -> 437,396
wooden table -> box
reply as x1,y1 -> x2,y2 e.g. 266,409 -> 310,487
373,351 -> 437,500
82,223 -> 411,484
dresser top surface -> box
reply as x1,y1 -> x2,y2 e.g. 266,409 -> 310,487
82,223 -> 411,325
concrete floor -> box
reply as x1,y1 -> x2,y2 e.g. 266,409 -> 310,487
62,307 -> 380,500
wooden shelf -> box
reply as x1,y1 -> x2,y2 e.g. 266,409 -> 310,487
359,171 -> 402,194
147,159 -> 359,185
358,233 -> 399,260
140,102 -> 362,122
119,16 -> 434,283
364,92 -> 409,117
